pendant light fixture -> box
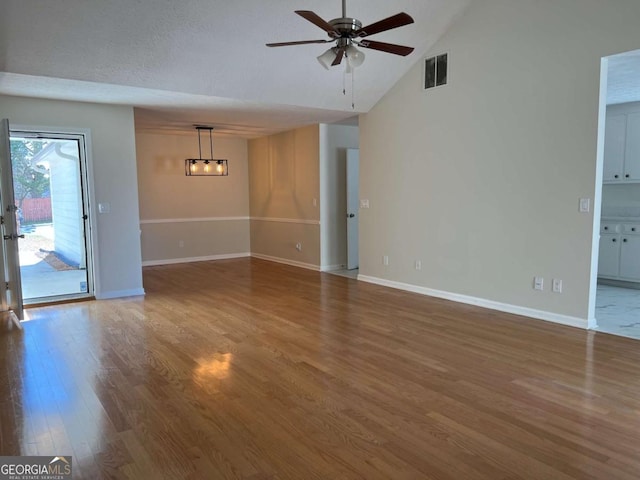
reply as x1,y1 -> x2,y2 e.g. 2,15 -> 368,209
185,126 -> 228,176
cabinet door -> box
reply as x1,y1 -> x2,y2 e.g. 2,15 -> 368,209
619,236 -> 640,280
625,113 -> 640,181
604,114 -> 626,182
598,234 -> 620,277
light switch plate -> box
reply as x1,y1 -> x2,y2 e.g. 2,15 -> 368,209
552,279 -> 563,293
533,276 -> 544,291
579,198 -> 590,213
98,202 -> 111,214
360,199 -> 370,209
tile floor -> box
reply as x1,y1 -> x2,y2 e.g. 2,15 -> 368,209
327,268 -> 359,279
595,284 -> 640,340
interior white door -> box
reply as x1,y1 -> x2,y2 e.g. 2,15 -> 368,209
346,148 -> 359,270
0,119 -> 24,321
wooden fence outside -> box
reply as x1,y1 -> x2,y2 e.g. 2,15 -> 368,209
21,197 -> 52,223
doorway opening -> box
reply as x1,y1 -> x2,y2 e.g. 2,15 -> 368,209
322,146 -> 360,279
319,123 -> 359,278
10,131 -> 94,304
346,147 -> 359,272
593,48 -> 640,340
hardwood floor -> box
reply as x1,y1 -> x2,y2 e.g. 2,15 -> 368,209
2,258 -> 640,479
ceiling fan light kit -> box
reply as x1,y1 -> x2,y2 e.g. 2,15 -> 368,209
346,45 -> 365,68
267,0 -> 415,70
317,47 -> 338,70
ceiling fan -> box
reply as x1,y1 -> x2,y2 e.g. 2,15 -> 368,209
266,0 -> 415,70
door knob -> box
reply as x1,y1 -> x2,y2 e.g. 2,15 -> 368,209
3,234 -> 23,240
347,213 -> 355,218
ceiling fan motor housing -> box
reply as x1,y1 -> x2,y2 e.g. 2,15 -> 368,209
329,18 -> 362,38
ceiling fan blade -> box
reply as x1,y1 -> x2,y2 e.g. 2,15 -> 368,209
358,40 -> 414,56
355,12 -> 414,38
332,46 -> 346,66
266,39 -> 332,47
295,10 -> 339,36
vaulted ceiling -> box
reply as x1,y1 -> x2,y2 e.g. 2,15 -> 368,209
0,0 -> 471,137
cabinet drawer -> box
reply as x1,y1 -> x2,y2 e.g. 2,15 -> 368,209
622,224 -> 640,234
601,223 -> 620,234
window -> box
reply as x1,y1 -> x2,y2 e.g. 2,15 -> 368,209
424,53 -> 448,90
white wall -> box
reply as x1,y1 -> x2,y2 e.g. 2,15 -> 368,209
248,126 -> 321,269
0,95 -> 144,298
359,0 -> 640,327
135,132 -> 250,265
603,184 -> 640,210
319,124 -> 359,269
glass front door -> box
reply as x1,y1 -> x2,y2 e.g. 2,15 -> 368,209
10,131 -> 93,303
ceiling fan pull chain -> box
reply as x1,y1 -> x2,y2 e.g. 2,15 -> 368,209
343,68 -> 347,96
351,68 -> 355,109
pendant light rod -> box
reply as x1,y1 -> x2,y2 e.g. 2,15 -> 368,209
209,127 -> 214,159
194,125 -> 215,159
342,0 -> 346,18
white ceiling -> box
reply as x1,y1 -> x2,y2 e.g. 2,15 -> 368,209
608,49 -> 640,106
0,0 -> 470,137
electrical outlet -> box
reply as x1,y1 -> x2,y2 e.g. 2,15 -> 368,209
533,276 -> 544,291
360,199 -> 370,209
383,255 -> 389,266
179,240 -> 184,248
415,260 -> 422,270
295,242 -> 302,252
552,279 -> 563,293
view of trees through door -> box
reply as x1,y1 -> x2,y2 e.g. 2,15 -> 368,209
10,133 -> 92,303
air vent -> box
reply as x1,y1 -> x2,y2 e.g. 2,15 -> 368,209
424,53 -> 448,90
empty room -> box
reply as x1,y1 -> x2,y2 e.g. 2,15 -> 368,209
2,1 -> 640,479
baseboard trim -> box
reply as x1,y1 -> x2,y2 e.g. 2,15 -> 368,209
142,253 -> 250,267
96,288 -> 146,300
320,264 -> 346,272
357,275 -> 588,330
251,253 -> 320,271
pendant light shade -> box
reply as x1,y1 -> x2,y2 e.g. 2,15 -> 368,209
185,126 -> 228,176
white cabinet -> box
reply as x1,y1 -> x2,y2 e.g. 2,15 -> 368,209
620,235 -> 640,280
598,221 -> 640,282
598,233 -> 620,277
625,113 -> 640,181
604,112 -> 640,183
604,115 -> 626,182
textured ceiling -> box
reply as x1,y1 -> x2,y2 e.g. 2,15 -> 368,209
0,0 -> 470,137
608,49 -> 640,106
